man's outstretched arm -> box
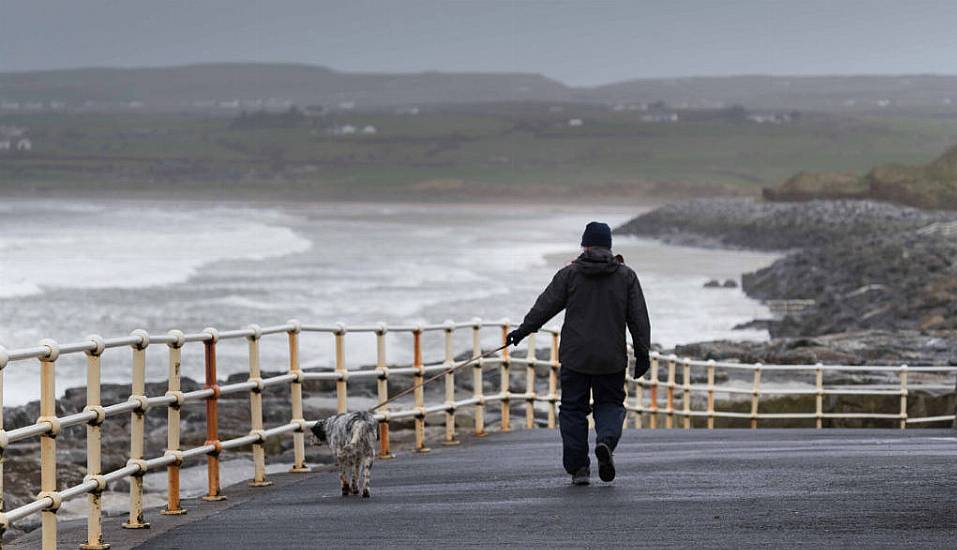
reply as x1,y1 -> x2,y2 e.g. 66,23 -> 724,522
627,272 -> 652,377
508,269 -> 569,345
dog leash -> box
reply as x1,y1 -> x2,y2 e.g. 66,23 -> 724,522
368,344 -> 509,412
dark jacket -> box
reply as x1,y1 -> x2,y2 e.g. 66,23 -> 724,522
514,247 -> 651,377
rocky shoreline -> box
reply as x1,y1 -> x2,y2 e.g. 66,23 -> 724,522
616,198 -> 957,362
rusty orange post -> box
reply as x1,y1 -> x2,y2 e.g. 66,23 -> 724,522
500,323 -> 511,432
202,329 -> 226,501
375,324 -> 394,459
413,328 -> 430,453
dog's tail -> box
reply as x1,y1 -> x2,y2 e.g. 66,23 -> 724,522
350,420 -> 373,447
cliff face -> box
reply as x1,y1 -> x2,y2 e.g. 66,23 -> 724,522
764,145 -> 957,210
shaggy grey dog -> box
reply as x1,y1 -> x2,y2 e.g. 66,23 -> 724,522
311,411 -> 378,497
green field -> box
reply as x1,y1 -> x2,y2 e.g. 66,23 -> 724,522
4,104 -> 957,200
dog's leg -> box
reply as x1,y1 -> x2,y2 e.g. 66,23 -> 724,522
338,461 -> 350,496
361,458 -> 373,498
350,460 -> 361,495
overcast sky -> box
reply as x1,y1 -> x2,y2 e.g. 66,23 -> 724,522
3,0 -> 957,86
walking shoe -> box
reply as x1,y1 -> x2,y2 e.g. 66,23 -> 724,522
571,467 -> 590,486
595,442 -> 616,482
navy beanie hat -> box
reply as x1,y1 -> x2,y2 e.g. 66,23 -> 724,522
581,221 -> 612,248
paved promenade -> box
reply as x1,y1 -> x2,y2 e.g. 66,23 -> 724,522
16,429 -> 957,548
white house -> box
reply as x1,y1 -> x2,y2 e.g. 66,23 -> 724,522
640,113 -> 679,123
361,125 -> 378,135
0,125 -> 25,137
568,118 -> 583,127
16,138 -> 32,151
336,125 -> 357,135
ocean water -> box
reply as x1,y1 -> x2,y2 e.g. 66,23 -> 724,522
0,200 -> 778,406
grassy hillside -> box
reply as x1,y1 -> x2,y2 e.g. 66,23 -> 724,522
4,104 -> 957,200
590,75 -> 957,112
766,142 -> 957,209
0,64 -> 571,110
3,64 -> 957,113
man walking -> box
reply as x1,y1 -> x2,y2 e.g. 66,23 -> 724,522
507,221 -> 651,485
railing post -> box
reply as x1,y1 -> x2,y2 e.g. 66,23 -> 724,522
472,319 -> 487,437
202,328 -> 226,501
706,359 -> 715,430
634,354 -> 644,429
649,354 -> 659,429
682,358 -> 691,429
750,363 -> 762,429
246,325 -> 272,486
623,373 -> 630,431
500,321 -> 511,432
0,346 -> 5,532
666,355 -> 676,429
815,363 -> 824,429
123,329 -> 150,529
547,331 -> 559,429
442,322 -> 460,445
81,336 -> 110,549
334,322 -> 347,414
375,323 -> 394,459
899,364 -> 909,430
289,320 -> 309,473
37,339 -> 61,550
413,327 -> 430,453
525,332 -> 537,430
162,330 -> 189,515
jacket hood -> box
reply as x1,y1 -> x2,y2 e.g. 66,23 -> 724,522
573,247 -> 620,276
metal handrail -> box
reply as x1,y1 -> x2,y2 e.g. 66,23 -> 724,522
626,352 -> 956,430
0,322 -> 954,549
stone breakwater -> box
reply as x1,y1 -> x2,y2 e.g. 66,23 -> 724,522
675,330 -> 957,366
616,198 -> 957,344
615,198 -> 956,251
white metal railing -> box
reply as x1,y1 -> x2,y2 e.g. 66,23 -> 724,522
0,321 -> 953,549
627,352 -> 957,430
0,318 -> 561,549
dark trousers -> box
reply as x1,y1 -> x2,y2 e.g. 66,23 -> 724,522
559,368 -> 626,474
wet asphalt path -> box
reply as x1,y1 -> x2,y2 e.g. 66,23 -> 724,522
107,429 -> 957,548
